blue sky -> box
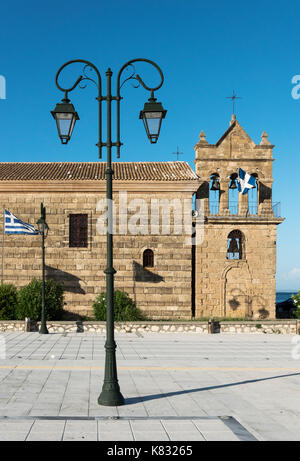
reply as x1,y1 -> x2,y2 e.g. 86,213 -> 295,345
0,0 -> 299,290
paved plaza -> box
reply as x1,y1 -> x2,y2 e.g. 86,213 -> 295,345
0,331 -> 299,441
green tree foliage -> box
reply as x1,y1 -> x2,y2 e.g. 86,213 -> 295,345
0,284 -> 18,320
292,291 -> 300,318
15,278 -> 64,321
93,290 -> 145,321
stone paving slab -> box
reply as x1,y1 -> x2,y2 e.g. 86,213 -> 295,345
0,332 -> 299,441
0,416 -> 255,441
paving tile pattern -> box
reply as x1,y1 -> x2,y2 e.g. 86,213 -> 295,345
0,332 -> 299,441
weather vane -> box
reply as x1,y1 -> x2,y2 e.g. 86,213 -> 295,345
226,90 -> 242,115
172,146 -> 183,161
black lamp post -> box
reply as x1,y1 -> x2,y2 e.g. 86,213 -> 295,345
51,58 -> 166,406
37,203 -> 49,335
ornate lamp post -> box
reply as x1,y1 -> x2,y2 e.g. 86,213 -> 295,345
37,203 -> 49,335
51,58 -> 166,406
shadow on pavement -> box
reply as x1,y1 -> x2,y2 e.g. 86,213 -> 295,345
125,372 -> 300,405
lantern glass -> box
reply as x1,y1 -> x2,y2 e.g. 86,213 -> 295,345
142,112 -> 162,144
139,94 -> 166,144
37,218 -> 49,237
51,99 -> 79,145
55,112 -> 77,144
37,218 -> 44,234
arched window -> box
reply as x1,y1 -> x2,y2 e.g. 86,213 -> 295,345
248,173 -> 258,215
227,230 -> 244,260
143,249 -> 154,268
228,173 -> 238,215
209,173 -> 220,215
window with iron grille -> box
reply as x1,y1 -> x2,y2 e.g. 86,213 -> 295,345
143,249 -> 154,268
69,214 -> 88,248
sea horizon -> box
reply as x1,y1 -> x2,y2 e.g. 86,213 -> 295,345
277,290 -> 298,292
276,291 -> 297,303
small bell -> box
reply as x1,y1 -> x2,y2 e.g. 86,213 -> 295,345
210,178 -> 220,191
229,179 -> 237,189
228,238 -> 239,253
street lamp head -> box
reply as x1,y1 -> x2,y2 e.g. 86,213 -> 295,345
37,217 -> 49,238
51,97 -> 79,145
139,92 -> 167,144
37,204 -> 49,238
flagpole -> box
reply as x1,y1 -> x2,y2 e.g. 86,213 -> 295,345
1,207 -> 5,285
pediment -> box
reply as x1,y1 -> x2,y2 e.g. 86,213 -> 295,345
216,120 -> 256,149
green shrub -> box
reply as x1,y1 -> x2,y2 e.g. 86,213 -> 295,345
93,290 -> 145,321
0,283 -> 18,320
292,291 -> 300,318
15,278 -> 64,321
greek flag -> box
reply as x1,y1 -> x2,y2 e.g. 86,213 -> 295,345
4,209 -> 39,235
238,168 -> 256,195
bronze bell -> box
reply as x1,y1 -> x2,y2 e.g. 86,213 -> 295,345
210,178 -> 220,191
229,179 -> 237,189
228,238 -> 239,253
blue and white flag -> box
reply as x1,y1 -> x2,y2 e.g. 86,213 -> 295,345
237,168 -> 256,195
4,209 -> 39,235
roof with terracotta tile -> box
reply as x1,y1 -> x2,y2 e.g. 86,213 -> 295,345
0,162 -> 199,181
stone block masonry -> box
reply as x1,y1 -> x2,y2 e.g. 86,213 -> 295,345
194,116 -> 284,320
0,162 -> 199,319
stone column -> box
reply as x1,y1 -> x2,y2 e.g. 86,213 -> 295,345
219,178 -> 230,215
196,180 -> 210,216
258,181 -> 273,216
238,191 -> 248,216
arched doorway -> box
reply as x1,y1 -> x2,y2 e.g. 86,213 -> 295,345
223,263 -> 252,318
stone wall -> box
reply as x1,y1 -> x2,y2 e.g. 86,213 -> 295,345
193,117 -> 283,320
195,220 -> 278,319
0,321 -> 26,332
1,187 -> 195,319
219,321 -> 298,335
0,320 -> 298,335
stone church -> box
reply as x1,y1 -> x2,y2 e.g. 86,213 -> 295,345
0,115 -> 283,319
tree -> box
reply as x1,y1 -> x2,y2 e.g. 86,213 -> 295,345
93,290 -> 145,321
292,291 -> 300,318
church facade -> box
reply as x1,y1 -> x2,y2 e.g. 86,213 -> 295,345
0,161 -> 199,319
0,116 -> 283,319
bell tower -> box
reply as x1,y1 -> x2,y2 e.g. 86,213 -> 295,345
194,115 -> 284,319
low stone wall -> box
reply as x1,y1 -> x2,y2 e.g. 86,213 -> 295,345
29,321 -> 210,334
219,321 -> 299,335
0,319 -> 299,334
0,321 -> 26,332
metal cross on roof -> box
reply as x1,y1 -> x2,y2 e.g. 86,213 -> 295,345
226,90 -> 242,115
172,146 -> 183,161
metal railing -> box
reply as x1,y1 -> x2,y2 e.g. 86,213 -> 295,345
272,202 -> 281,218
208,201 -> 281,217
